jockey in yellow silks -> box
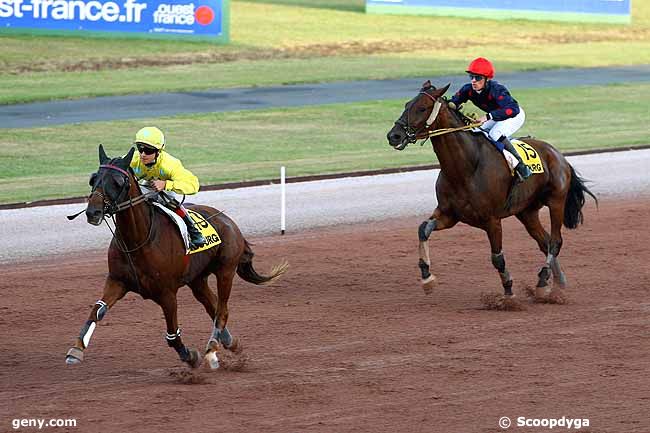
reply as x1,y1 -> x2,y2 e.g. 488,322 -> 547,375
130,126 -> 206,248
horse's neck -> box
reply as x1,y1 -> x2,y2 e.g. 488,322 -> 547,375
115,182 -> 151,248
432,115 -> 481,183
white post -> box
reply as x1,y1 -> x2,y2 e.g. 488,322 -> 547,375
280,166 -> 286,235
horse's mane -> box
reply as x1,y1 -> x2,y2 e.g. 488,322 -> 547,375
442,97 -> 478,127
439,96 -> 496,151
420,83 -> 491,148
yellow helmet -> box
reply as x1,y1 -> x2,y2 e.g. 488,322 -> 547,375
134,126 -> 165,150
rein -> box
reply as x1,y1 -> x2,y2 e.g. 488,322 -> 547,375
417,89 -> 484,139
97,165 -> 158,295
427,122 -> 483,138
105,204 -> 157,253
88,163 -> 159,253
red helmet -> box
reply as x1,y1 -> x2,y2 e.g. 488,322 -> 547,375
466,57 -> 495,79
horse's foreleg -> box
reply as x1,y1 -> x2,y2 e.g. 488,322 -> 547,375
418,210 -> 457,295
486,220 -> 514,296
65,278 -> 127,365
159,293 -> 201,368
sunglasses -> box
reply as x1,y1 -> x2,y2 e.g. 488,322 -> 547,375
468,74 -> 485,81
136,144 -> 158,155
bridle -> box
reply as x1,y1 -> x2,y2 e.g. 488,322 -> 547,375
394,89 -> 444,144
395,89 -> 482,146
89,164 -> 152,217
89,163 -> 157,253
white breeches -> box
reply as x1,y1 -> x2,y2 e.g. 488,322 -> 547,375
482,108 -> 526,141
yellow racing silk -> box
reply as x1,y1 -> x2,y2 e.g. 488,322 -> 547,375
130,151 -> 200,195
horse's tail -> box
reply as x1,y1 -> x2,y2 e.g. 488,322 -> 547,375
236,239 -> 288,285
564,164 -> 598,229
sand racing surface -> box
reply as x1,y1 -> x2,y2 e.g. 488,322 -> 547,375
1,194 -> 649,433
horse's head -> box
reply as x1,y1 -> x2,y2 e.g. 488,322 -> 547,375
387,81 -> 451,150
86,145 -> 136,225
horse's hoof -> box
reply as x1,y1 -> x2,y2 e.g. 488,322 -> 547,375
421,275 -> 436,295
535,286 -> 551,299
65,356 -> 82,365
553,276 -> 568,290
537,266 -> 551,288
204,351 -> 220,369
65,347 -> 83,365
205,339 -> 219,353
226,337 -> 243,354
187,348 -> 202,369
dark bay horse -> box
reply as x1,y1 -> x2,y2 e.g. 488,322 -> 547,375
65,145 -> 287,368
387,82 -> 596,300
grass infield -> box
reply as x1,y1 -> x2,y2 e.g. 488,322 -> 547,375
1,83 -> 648,204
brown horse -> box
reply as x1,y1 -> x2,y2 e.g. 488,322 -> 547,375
386,81 -> 596,300
65,145 -> 287,368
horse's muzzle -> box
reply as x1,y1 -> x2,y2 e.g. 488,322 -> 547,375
86,208 -> 103,226
387,125 -> 409,151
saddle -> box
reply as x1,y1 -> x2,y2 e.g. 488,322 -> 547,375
151,203 -> 222,254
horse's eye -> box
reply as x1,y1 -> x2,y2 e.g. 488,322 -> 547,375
89,172 -> 98,187
418,107 -> 427,113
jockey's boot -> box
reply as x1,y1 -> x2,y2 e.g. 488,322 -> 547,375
176,206 -> 206,248
501,137 -> 532,182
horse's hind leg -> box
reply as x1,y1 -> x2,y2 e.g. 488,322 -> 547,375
195,264 -> 240,367
418,208 -> 457,294
486,219 -> 514,297
188,276 -> 223,369
535,198 -> 566,295
516,208 -> 567,293
65,278 -> 127,365
211,266 -> 241,353
189,275 -> 217,320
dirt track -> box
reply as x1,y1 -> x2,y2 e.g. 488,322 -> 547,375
1,196 -> 649,433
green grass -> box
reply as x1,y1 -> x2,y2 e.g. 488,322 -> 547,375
1,83 -> 648,204
1,0 -> 650,103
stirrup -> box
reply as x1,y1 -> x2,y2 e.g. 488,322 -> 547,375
190,235 -> 206,247
515,163 -> 531,182
189,232 -> 206,247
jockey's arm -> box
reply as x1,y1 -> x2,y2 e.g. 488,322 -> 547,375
450,84 -> 472,106
488,85 -> 520,121
164,159 -> 200,195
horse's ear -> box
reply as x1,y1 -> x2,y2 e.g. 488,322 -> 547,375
421,80 -> 433,90
437,83 -> 451,97
98,144 -> 109,164
124,147 -> 136,165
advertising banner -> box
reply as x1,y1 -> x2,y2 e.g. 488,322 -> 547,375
366,0 -> 631,24
0,0 -> 229,42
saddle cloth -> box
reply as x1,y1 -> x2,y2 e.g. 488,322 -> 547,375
152,202 -> 191,252
152,203 -> 223,254
471,129 -> 544,174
